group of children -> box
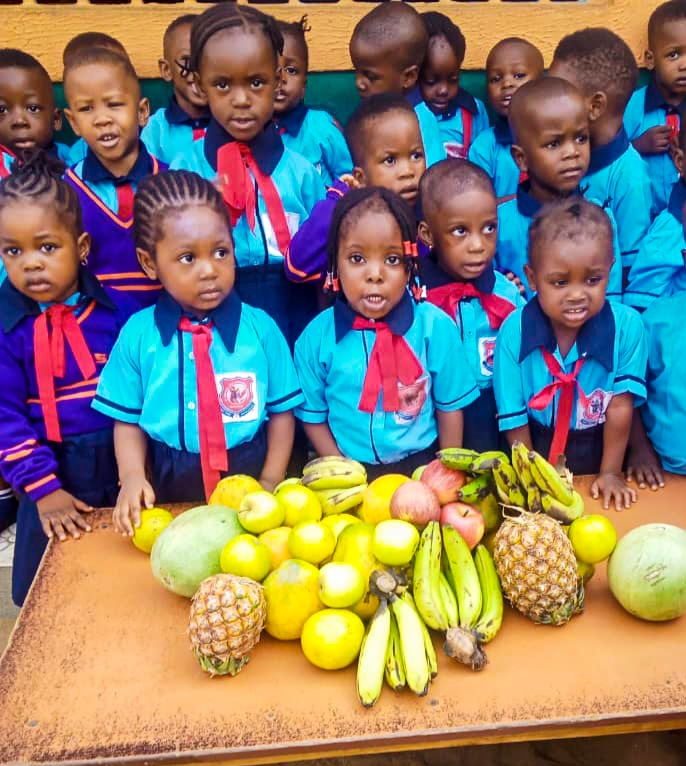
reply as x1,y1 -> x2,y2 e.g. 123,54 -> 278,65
0,0 -> 685,607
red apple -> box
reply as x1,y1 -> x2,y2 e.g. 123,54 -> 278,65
390,480 -> 441,528
420,459 -> 466,505
440,502 -> 485,550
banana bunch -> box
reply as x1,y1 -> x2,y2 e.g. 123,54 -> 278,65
301,457 -> 368,509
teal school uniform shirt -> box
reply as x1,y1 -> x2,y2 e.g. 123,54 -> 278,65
426,90 -> 489,161
468,119 -> 522,199
294,292 -> 479,465
406,87 -> 447,169
141,97 -> 210,166
65,137 -> 88,167
494,298 -> 647,434
92,290 -> 303,452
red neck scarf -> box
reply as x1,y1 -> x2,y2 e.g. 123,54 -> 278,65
427,282 -> 516,329
528,348 -> 588,464
34,303 -> 97,442
178,318 -> 228,500
352,317 -> 424,412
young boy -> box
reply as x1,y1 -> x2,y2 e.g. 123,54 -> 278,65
418,159 -> 524,451
62,48 -> 166,308
285,94 -> 426,285
549,27 -> 653,283
494,198 -> 648,510
349,2 -> 446,168
468,38 -> 544,199
624,0 -> 686,213
497,77 -> 623,301
141,15 -> 211,165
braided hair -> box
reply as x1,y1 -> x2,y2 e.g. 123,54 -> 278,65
133,170 -> 231,256
276,16 -> 310,68
325,186 -> 423,301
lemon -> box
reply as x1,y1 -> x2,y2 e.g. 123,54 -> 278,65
132,507 -> 174,554
300,609 -> 365,670
220,534 -> 272,581
372,519 -> 420,566
288,521 -> 336,565
358,474 -> 409,524
569,515 -> 618,565
263,559 -> 323,640
209,474 -> 262,510
319,562 -> 366,608
333,522 -> 382,620
258,526 -> 292,570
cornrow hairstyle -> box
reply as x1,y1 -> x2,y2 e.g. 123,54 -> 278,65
276,16 -> 310,69
190,4 -> 284,74
325,186 -> 423,301
344,94 -> 417,167
63,47 -> 139,93
134,170 -> 231,257
420,159 -> 495,219
649,0 -> 686,46
553,28 -> 638,114
351,3 -> 428,72
0,48 -> 50,79
0,150 -> 83,236
421,12 -> 466,68
63,33 -> 128,66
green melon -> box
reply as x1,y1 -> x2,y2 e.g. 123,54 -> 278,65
150,505 -> 244,597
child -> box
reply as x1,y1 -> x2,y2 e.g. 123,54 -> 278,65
419,12 -> 489,161
624,0 -> 686,213
497,77 -> 623,301
418,159 -> 524,451
294,187 -> 479,480
468,38 -> 544,199
141,15 -> 211,166
273,17 -> 352,187
0,153 -> 133,605
549,27 -> 653,283
62,47 -> 166,309
494,198 -> 648,511
170,4 -> 326,347
349,2 -> 446,168
286,94 -> 426,286
93,171 -> 302,532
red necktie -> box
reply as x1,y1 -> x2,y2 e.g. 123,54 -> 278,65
427,282 -> 516,329
192,127 -> 206,142
353,317 -> 424,412
34,304 -> 97,443
115,182 -> 134,221
528,349 -> 588,465
667,111 -> 680,144
178,318 -> 228,500
216,142 -> 291,257
462,109 -> 473,156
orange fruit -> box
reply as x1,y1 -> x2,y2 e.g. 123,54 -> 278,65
358,474 -> 410,524
259,526 -> 292,569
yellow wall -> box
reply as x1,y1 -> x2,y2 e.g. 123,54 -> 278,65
1,0 -> 665,80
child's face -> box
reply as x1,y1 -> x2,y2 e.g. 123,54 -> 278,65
353,110 -> 425,205
350,38 -> 415,98
419,189 -> 498,281
511,93 -> 590,201
419,35 -> 461,115
525,234 -> 612,335
196,27 -> 277,142
274,34 -> 307,115
0,200 -> 89,304
137,205 -> 235,318
647,19 -> 686,100
486,43 -> 543,118
337,207 -> 409,320
160,23 -> 208,114
0,67 -> 61,155
64,62 -> 150,177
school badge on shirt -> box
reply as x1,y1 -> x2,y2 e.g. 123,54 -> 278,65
216,372 -> 258,422
394,376 -> 429,425
575,388 -> 613,430
444,142 -> 467,160
478,337 -> 496,377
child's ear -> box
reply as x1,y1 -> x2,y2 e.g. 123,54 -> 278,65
645,48 -> 655,71
417,220 -> 434,250
137,247 -> 158,280
588,91 -> 607,123
52,108 -> 62,133
63,108 -> 81,138
523,264 -> 536,294
401,64 -> 419,92
137,97 -> 151,129
511,144 -> 528,174
77,232 -> 90,264
159,58 -> 173,82
352,166 -> 367,188
674,145 -> 685,175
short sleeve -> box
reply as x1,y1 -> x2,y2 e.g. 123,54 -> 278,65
297,159 -> 327,217
256,312 -> 304,413
294,319 -> 330,424
468,129 -> 496,178
493,310 -> 529,431
321,114 -> 353,181
473,99 -> 490,137
612,305 -> 648,405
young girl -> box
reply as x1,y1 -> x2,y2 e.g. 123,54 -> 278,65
92,171 -> 303,536
0,153 -> 132,605
169,4 -> 326,348
294,187 -> 479,480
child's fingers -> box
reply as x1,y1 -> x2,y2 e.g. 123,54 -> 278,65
70,510 -> 93,534
51,517 -> 69,542
38,514 -> 54,540
590,480 -> 599,500
61,513 -> 82,540
142,483 -> 156,511
116,502 -> 135,537
130,499 -> 142,532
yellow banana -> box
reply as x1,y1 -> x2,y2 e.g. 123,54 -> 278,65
316,484 -> 367,515
439,572 -> 459,628
401,591 -> 438,678
527,483 -> 544,513
511,441 -> 534,489
390,595 -> 431,696
492,460 -> 526,507
472,492 -> 502,532
541,489 -> 584,524
384,613 -> 406,691
457,473 -> 492,504
442,526 -> 482,630
303,455 -> 366,476
473,545 -> 503,644
528,451 -> 574,505
356,598 -> 391,708
468,450 -> 510,473
437,447 -> 480,472
412,521 -> 449,631
302,466 -> 367,491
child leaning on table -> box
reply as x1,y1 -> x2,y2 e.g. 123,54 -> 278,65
92,171 -> 303,536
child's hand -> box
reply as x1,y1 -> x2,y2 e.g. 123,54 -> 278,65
113,474 -> 155,537
633,125 -> 673,155
339,173 -> 361,190
36,489 -> 94,542
626,443 -> 665,491
591,472 -> 637,511
258,475 -> 279,493
504,271 -> 527,297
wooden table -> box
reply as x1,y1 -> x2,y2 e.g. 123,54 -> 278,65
1,477 -> 686,766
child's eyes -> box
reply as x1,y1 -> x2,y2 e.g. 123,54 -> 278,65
484,223 -> 497,234
108,101 -> 125,109
214,80 -> 230,91
27,104 -> 42,113
552,279 -> 568,287
667,50 -> 681,60
40,243 -> 57,253
3,247 -> 19,257
179,253 -> 194,264
348,253 -> 365,264
452,226 -> 467,236
386,254 -> 402,266
514,72 -> 528,80
587,274 -> 604,285
411,150 -> 424,161
251,78 -> 264,89
365,71 -> 379,83
382,155 -> 396,166
77,105 -> 92,113
214,248 -> 230,259
545,138 -> 560,149
576,133 -> 589,144
285,66 -> 298,76
488,74 -> 501,84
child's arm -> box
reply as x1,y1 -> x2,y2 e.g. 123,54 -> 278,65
112,421 -> 155,537
625,407 -> 665,491
632,125 -> 673,156
36,490 -> 94,542
503,424 -> 533,449
303,422 -> 342,459
436,409 -> 464,449
260,412 -> 295,491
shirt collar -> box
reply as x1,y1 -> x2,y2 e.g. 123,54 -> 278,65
405,85 -> 422,107
203,119 -> 284,175
333,289 -> 415,343
275,101 -> 309,137
0,265 -> 116,333
434,89 -> 479,121
422,255 -> 497,293
518,296 -> 615,370
165,96 -> 210,128
154,289 -> 243,352
494,116 -> 513,145
588,128 -> 630,175
515,181 -> 587,218
644,75 -> 686,112
667,177 -> 686,221
82,141 -> 154,185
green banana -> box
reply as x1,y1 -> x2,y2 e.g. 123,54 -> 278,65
439,572 -> 459,628
302,466 -> 367,491
316,484 -> 367,515
528,451 -> 574,505
472,492 -> 502,532
437,447 -> 479,472
303,455 -> 366,476
412,521 -> 449,631
468,450 -> 510,473
458,473 -> 492,504
442,525 -> 482,630
384,613 -> 406,691
401,591 -> 438,678
492,460 -> 526,507
472,545 -> 503,644
390,595 -> 431,696
511,441 -> 534,488
356,598 -> 391,708
541,489 -> 584,524
527,483 -> 544,513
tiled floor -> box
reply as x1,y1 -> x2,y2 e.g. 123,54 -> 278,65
0,523 -> 15,567
0,523 -> 18,652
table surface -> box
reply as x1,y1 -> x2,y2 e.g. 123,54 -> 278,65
1,477 -> 686,766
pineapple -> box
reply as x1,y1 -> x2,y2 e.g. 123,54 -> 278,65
493,512 -> 583,626
189,573 -> 266,676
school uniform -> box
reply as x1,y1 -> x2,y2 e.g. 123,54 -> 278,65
65,138 -> 88,167
275,102 -> 352,188
92,289 -> 303,501
425,90 -> 489,161
0,144 -> 15,178
141,96 -> 211,166
170,119 -> 326,347
0,268 -> 133,605
65,142 -> 167,310
496,182 -> 624,302
624,179 -> 686,311
468,118 -> 523,200
494,297 -> 647,474
294,292 -> 479,476
624,78 -> 683,214
640,292 -> 686,474
406,87 -> 447,169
